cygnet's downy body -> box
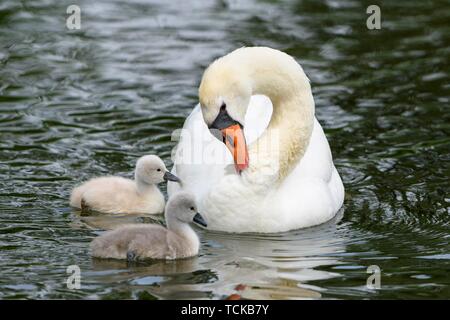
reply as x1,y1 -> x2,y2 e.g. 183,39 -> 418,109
90,192 -> 207,260
70,155 -> 180,214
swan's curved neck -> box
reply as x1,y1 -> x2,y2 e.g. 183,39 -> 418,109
167,219 -> 200,252
240,49 -> 315,180
135,175 -> 156,195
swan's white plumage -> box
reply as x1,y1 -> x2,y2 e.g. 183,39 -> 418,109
169,47 -> 344,233
168,96 -> 344,233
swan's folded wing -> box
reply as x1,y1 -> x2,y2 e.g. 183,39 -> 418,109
278,118 -> 345,217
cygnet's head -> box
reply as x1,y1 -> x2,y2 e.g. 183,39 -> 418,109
165,192 -> 207,228
135,155 -> 181,185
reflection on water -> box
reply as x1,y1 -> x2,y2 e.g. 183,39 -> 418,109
0,0 -> 449,299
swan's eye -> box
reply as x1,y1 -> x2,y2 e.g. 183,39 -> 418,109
220,103 -> 226,111
157,168 -> 161,172
190,207 -> 195,211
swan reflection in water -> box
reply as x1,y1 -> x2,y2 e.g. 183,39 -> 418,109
81,209 -> 348,299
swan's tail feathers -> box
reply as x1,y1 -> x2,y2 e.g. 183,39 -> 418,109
69,185 -> 86,208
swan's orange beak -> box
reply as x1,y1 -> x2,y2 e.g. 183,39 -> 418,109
209,105 -> 249,174
221,124 -> 249,174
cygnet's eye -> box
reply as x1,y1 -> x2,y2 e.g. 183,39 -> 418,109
190,207 -> 195,211
157,168 -> 161,172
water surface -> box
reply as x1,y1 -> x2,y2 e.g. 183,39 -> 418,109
0,0 -> 449,299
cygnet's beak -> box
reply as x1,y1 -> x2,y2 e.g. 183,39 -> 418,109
193,213 -> 207,227
163,171 -> 181,183
209,108 -> 249,174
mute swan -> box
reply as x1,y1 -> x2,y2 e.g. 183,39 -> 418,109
70,155 -> 180,214
90,191 -> 207,260
168,47 -> 344,233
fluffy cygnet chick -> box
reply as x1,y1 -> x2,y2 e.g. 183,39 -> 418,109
70,155 -> 180,214
90,191 -> 207,260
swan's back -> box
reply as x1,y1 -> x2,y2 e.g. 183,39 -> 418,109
71,176 -> 136,208
71,176 -> 164,214
90,224 -> 169,259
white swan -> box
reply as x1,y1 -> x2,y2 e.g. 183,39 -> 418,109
70,155 -> 180,214
168,47 -> 344,233
90,191 -> 207,260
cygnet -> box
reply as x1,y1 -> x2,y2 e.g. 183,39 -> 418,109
70,155 -> 180,214
90,191 -> 207,260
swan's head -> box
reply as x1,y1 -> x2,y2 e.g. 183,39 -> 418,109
199,61 -> 251,173
135,155 -> 181,185
166,191 -> 207,228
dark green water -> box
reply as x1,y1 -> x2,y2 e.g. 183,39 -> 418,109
0,0 -> 449,299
